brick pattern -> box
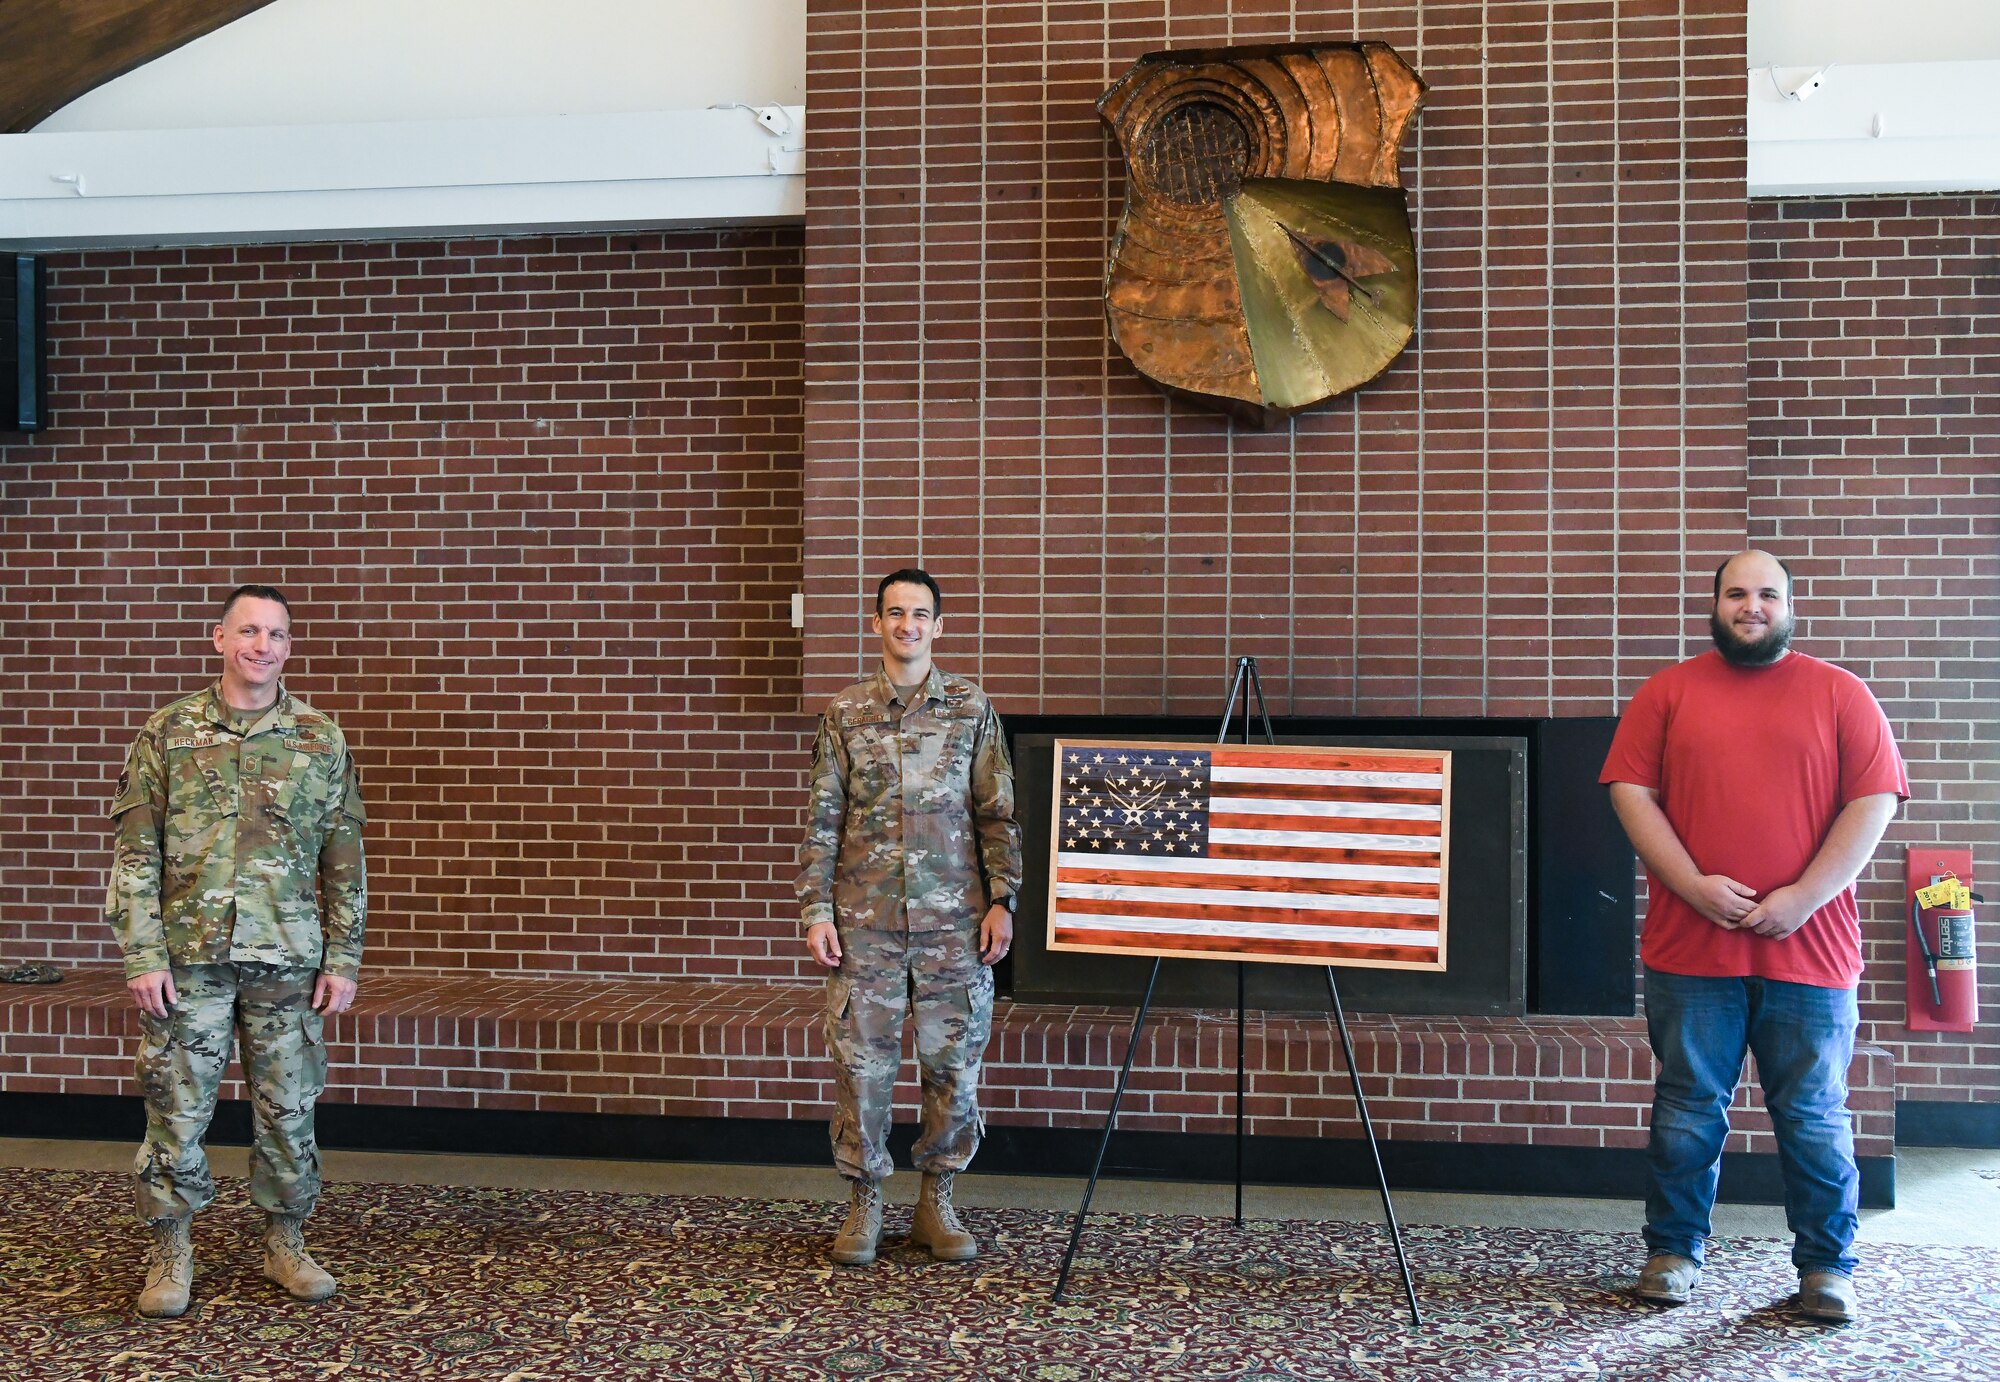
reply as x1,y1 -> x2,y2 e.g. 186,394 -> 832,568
0,232 -> 815,981
0,966 -> 1895,1159
8,37 -> 1985,1159
0,226 -> 1755,1158
803,0 -> 1750,718
1747,197 -> 2000,1112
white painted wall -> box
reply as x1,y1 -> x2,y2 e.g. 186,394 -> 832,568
5,0 -> 806,246
16,0 -> 1995,233
34,0 -> 1996,134
35,0 -> 804,133
1751,0 -> 2000,67
32,0 -> 1999,135
1748,0 -> 2000,196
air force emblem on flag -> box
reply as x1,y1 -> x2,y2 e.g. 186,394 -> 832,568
1048,739 -> 1451,971
1059,748 -> 1211,857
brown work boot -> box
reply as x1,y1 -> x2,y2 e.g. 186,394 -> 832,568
829,1177 -> 883,1266
1634,1252 -> 1701,1305
136,1216 -> 194,1318
1798,1270 -> 1859,1324
261,1212 -> 337,1302
909,1170 -> 978,1262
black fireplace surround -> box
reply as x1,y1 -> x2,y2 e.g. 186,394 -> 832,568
1000,716 -> 1634,1018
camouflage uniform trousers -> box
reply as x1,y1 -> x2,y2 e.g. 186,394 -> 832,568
825,926 -> 994,1182
133,962 -> 328,1224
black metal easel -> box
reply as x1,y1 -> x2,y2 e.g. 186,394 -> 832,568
1052,656 -> 1423,1327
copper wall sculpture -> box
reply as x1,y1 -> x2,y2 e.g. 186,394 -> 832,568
1099,43 -> 1427,426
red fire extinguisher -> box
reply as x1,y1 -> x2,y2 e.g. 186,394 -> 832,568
1906,847 -> 1979,1034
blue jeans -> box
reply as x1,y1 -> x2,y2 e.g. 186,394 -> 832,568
1642,967 -> 1860,1277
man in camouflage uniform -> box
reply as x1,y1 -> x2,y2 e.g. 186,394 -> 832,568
798,568 -> 1021,1265
106,584 -> 367,1318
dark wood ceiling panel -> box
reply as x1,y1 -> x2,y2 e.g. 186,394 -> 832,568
2,0 -> 280,133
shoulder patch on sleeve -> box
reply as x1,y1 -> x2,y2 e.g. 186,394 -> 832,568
109,768 -> 146,818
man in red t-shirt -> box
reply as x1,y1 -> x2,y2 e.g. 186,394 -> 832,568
1600,550 -> 1906,1325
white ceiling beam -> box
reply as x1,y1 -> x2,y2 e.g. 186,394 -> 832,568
0,106 -> 804,248
1749,60 -> 2000,197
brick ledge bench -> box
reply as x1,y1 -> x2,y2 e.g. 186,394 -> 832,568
0,966 -> 1894,1166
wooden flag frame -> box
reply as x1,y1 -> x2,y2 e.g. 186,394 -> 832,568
1044,737 -> 1451,972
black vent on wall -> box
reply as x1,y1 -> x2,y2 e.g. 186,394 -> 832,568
2,255 -> 50,433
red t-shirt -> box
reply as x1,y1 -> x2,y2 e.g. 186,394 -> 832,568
1599,650 -> 1908,988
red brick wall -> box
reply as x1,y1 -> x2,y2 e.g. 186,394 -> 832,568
803,0 -> 1750,716
0,231 -> 814,980
7,18 -> 1985,1161
1747,197 -> 2000,1111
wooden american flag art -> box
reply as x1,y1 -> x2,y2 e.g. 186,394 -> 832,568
1045,740 -> 1450,970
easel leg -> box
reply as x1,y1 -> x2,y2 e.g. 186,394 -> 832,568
1219,655 -> 1267,1231
1234,960 -> 1246,1226
1325,965 -> 1423,1328
1246,657 -> 1277,743
1053,956 -> 1164,1302
1215,656 -> 1253,742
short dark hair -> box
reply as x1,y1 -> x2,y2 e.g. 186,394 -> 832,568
876,568 -> 942,615
1712,554 -> 1793,600
219,584 -> 292,624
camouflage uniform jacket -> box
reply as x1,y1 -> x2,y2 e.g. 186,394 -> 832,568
798,666 -> 1021,934
105,681 -> 368,980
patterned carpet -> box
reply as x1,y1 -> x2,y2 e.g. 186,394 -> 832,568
6,1167 -> 1999,1381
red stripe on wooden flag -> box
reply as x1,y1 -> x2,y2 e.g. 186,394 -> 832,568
1051,926 -> 1441,965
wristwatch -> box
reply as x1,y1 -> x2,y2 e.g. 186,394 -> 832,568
992,892 -> 1018,915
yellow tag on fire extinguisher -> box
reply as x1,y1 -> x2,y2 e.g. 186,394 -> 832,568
1916,876 -> 1959,910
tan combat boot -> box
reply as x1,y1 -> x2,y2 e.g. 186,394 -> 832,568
829,1177 -> 883,1266
909,1170 -> 978,1262
262,1212 -> 337,1301
136,1216 -> 194,1318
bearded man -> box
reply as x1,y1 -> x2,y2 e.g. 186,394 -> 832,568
1600,550 -> 1906,1325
